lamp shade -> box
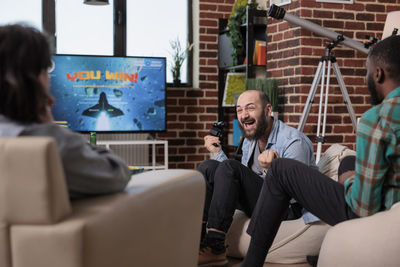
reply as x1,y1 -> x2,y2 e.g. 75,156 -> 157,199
382,11 -> 400,39
84,0 -> 109,5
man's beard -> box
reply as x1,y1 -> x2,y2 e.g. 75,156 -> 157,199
367,74 -> 382,105
239,114 -> 269,140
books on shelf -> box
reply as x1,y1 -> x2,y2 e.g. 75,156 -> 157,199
242,40 -> 266,66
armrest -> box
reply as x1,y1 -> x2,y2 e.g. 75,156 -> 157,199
0,137 -> 71,224
318,202 -> 400,267
10,169 -> 205,267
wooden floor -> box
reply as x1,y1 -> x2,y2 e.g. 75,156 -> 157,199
227,257 -> 311,267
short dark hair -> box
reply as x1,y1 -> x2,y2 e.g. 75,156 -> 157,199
368,35 -> 400,84
0,24 -> 52,123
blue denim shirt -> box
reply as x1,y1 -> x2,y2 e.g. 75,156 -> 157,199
213,118 -> 320,224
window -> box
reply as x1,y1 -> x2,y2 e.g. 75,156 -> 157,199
1,0 -> 191,85
55,0 -> 114,55
126,0 -> 189,84
0,0 -> 42,29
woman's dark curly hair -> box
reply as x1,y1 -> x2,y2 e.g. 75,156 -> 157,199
0,24 -> 52,123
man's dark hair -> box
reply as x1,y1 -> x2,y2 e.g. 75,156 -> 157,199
368,35 -> 400,84
0,24 -> 52,123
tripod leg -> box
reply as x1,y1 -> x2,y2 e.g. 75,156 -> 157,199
332,62 -> 358,132
298,60 -> 324,132
316,60 -> 331,163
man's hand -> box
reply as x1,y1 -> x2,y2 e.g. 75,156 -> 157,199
258,149 -> 279,173
204,135 -> 221,156
338,170 -> 355,185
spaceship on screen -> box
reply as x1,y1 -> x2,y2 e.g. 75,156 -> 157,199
82,92 -> 124,118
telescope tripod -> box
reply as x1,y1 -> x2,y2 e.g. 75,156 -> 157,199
298,38 -> 358,163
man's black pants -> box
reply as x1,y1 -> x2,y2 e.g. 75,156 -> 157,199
198,159 -> 303,234
198,159 -> 264,232
247,157 -> 358,251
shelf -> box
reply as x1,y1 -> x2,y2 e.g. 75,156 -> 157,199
217,7 -> 267,121
220,64 -> 246,71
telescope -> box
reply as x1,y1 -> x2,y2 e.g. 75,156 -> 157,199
268,4 -> 370,54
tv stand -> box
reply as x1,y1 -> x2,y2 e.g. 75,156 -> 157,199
96,139 -> 168,170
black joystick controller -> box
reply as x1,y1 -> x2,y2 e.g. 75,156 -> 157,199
209,121 -> 225,147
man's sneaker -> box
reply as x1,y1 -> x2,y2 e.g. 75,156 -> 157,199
198,247 -> 228,266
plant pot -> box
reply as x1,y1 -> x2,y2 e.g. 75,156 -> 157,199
173,79 -> 181,87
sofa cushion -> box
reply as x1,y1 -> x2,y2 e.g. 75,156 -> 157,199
226,210 -> 330,264
317,144 -> 356,182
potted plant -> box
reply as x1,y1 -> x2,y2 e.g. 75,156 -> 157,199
169,37 -> 193,86
227,1 -> 258,66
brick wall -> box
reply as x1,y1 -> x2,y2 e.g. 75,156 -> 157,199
157,0 -> 400,169
266,0 -> 400,154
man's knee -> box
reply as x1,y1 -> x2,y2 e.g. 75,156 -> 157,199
269,158 -> 304,182
198,159 -> 220,181
219,159 -> 242,170
213,159 -> 243,184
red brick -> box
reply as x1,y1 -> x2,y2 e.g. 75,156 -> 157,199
321,3 -> 344,9
179,99 -> 197,106
199,115 -> 218,121
199,67 -> 217,73
187,90 -> 204,98
386,6 -> 400,12
199,51 -> 217,58
199,12 -> 220,19
167,107 -> 185,113
323,20 -> 344,29
199,99 -> 218,105
177,163 -> 195,169
179,115 -> 197,121
179,131 -> 196,138
167,123 -> 185,129
200,35 -> 217,42
345,21 -> 365,30
167,89 -> 185,97
199,4 -> 217,11
356,13 -> 375,21
206,27 -> 219,34
187,139 -> 204,146
367,23 -> 384,31
217,5 -> 232,12
187,155 -> 206,162
366,4 -> 386,12
313,10 -> 333,19
186,123 -> 205,130
334,125 -> 354,133
334,12 -> 354,20
156,132 -> 177,138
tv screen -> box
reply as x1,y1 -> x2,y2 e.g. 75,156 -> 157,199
49,55 -> 166,132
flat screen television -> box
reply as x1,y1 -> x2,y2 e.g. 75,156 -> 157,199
49,55 -> 166,133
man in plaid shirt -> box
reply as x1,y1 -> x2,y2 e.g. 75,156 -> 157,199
239,35 -> 400,267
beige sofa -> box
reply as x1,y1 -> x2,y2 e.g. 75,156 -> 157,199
0,137 -> 205,267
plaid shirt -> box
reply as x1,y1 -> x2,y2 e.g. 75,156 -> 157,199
344,86 -> 400,217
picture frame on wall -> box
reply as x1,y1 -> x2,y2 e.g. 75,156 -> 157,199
316,0 -> 353,4
223,73 -> 246,107
270,0 -> 291,7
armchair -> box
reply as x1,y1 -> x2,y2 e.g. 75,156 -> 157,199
0,137 -> 205,267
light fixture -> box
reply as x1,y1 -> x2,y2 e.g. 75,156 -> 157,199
382,11 -> 400,39
84,0 -> 109,5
